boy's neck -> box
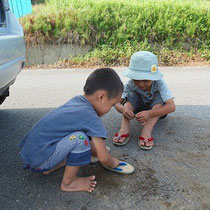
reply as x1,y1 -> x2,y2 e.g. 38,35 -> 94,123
83,94 -> 95,106
83,93 -> 102,117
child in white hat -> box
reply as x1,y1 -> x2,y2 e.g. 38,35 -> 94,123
113,51 -> 176,150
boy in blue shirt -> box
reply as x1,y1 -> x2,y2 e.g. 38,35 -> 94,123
113,51 -> 176,150
19,68 -> 124,192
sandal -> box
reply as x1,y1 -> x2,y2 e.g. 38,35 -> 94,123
138,136 -> 154,150
102,161 -> 135,174
113,133 -> 130,146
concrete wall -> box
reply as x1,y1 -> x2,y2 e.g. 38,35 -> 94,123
26,44 -> 91,66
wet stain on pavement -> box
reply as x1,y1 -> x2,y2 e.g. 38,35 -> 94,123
128,166 -> 170,199
81,162 -> 171,201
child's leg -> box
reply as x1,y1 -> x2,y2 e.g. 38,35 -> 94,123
37,131 -> 96,192
113,101 -> 133,143
43,160 -> 66,175
139,104 -> 162,147
114,91 -> 145,143
35,132 -> 91,174
61,132 -> 97,192
61,165 -> 96,192
35,133 -> 78,174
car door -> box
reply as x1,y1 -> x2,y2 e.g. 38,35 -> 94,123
0,0 -> 25,101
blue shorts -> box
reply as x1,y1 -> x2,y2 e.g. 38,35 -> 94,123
33,131 -> 91,172
126,91 -> 167,118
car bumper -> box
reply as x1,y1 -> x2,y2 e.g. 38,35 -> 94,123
0,56 -> 25,95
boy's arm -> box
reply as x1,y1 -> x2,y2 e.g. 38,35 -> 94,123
149,98 -> 176,118
136,98 -> 175,122
91,137 -> 120,168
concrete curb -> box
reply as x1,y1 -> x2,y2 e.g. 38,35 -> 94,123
26,44 -> 91,66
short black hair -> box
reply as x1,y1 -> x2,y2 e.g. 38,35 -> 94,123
84,68 -> 124,98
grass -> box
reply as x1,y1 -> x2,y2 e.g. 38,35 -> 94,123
21,0 -> 210,66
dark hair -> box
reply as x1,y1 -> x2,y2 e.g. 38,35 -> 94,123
83,68 -> 124,98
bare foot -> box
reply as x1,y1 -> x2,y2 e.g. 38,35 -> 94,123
43,161 -> 66,175
139,138 -> 154,147
113,129 -> 130,143
140,132 -> 154,147
61,175 -> 97,192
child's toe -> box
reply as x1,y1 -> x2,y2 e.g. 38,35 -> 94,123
88,187 -> 95,192
140,140 -> 145,146
89,175 -> 95,181
146,142 -> 154,147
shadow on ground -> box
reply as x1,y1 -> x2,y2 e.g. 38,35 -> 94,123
0,105 -> 210,209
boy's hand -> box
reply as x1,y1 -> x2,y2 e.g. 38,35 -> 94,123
123,107 -> 135,120
135,111 -> 151,124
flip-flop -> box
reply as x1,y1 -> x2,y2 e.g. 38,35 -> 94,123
91,146 -> 111,163
138,136 -> 154,150
113,133 -> 130,146
102,161 -> 135,174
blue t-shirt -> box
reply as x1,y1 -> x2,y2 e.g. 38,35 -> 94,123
122,78 -> 173,103
19,95 -> 107,168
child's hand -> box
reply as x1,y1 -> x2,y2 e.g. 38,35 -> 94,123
135,111 -> 151,124
123,107 -> 135,120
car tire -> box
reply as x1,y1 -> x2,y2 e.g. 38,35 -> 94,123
0,88 -> 9,105
0,95 -> 7,105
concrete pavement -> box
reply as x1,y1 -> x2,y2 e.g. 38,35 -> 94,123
0,66 -> 210,210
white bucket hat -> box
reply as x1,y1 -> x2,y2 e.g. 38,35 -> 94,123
123,51 -> 163,80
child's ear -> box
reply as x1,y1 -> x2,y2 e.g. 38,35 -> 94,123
98,90 -> 107,102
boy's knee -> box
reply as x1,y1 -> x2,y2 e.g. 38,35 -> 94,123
124,101 -> 134,110
66,131 -> 91,156
127,91 -> 142,106
71,132 -> 90,148
127,91 -> 145,113
69,131 -> 89,141
66,131 -> 91,167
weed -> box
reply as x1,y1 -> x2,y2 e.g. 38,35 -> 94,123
21,0 -> 210,66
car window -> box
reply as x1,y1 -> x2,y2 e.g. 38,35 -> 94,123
0,0 -> 6,27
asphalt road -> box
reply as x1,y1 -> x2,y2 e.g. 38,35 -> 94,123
0,66 -> 210,210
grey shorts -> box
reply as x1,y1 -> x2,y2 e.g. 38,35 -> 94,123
34,131 -> 91,172
126,91 -> 167,118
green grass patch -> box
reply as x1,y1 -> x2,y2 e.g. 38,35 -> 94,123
21,0 -> 210,66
